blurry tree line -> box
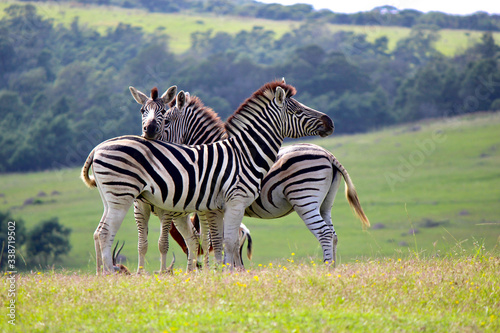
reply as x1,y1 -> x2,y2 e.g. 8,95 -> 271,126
31,0 -> 500,31
0,4 -> 499,172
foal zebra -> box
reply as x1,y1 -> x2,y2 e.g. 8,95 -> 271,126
161,91 -> 369,266
81,80 -> 333,273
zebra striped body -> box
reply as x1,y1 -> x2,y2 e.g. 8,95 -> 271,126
162,93 -> 369,265
129,86 -> 192,273
82,81 -> 334,273
133,91 -> 236,272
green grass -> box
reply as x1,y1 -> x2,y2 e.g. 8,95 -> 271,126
0,1 -> 498,55
0,111 -> 499,273
1,255 -> 498,332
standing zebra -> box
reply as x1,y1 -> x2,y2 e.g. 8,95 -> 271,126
129,86 -> 251,273
81,80 -> 333,273
160,90 -> 369,266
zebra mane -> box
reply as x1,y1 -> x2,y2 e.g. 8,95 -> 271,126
166,93 -> 227,143
226,80 -> 297,129
151,87 -> 159,100
186,95 -> 225,130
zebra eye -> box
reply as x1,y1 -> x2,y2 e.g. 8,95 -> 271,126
140,108 -> 145,114
161,109 -> 166,115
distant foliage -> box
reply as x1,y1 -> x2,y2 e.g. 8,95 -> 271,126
26,218 -> 72,268
0,4 -> 499,172
0,211 -> 72,270
48,0 -> 500,30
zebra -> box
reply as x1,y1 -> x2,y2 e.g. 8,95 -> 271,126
129,86 -> 251,273
129,85 -> 200,273
81,80 -> 334,273
160,90 -> 369,266
169,214 -> 253,268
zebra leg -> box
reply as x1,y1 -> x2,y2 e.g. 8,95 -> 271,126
157,209 -> 173,273
196,213 -> 211,269
294,205 -> 336,264
172,215 -> 199,271
96,204 -> 131,274
319,170 -> 342,267
134,200 -> 151,274
94,207 -> 107,275
332,232 -> 338,267
207,210 -> 224,266
223,204 -> 246,270
319,200 -> 338,267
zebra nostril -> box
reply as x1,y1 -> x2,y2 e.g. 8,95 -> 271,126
321,115 -> 333,130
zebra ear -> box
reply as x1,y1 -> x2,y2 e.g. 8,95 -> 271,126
176,91 -> 187,110
161,85 -> 177,105
275,86 -> 286,107
281,77 -> 286,85
129,86 -> 148,105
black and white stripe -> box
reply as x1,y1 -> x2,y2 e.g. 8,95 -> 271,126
133,90 -> 250,272
161,91 -> 370,266
81,81 -> 334,273
129,86 -> 174,141
129,86 -> 190,273
131,88 -> 250,272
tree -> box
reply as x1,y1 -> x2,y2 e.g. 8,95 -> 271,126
476,32 -> 499,59
327,88 -> 391,133
459,58 -> 500,112
393,62 -> 447,121
393,25 -> 441,68
26,218 -> 71,268
8,111 -> 75,171
297,51 -> 372,96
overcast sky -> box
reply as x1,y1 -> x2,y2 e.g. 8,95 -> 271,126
257,0 -> 500,15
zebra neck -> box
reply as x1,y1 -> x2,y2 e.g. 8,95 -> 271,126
156,132 -> 167,142
226,109 -> 283,177
185,121 -> 227,145
176,106 -> 227,145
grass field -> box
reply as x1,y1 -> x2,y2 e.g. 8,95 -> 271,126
0,1 -> 498,55
0,111 -> 499,273
1,256 -> 498,332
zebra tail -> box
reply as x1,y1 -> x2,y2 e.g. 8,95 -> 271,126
81,148 -> 97,188
239,224 -> 253,260
332,157 -> 370,229
246,231 -> 253,260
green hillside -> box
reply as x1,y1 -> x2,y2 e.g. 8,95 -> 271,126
1,112 -> 499,272
0,1 -> 497,55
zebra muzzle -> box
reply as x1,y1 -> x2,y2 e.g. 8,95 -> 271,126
319,115 -> 334,137
143,123 -> 160,140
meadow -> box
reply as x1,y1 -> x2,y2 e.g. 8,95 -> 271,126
1,255 -> 498,332
0,1 -> 498,55
0,111 -> 499,273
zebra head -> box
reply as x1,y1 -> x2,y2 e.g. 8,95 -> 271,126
275,81 -> 334,138
129,85 -> 177,140
162,90 -> 189,143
